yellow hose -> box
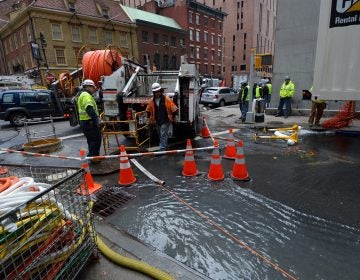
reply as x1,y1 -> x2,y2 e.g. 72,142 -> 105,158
96,235 -> 175,280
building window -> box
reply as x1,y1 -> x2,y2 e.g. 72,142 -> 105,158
196,47 -> 200,59
89,28 -> 98,43
171,36 -> 176,47
218,36 -> 222,46
142,31 -> 148,43
204,48 -> 208,60
196,30 -> 200,42
211,19 -> 215,28
243,54 -> 246,60
104,31 -> 113,45
204,32 -> 208,42
51,23 -> 63,40
55,48 -> 66,65
189,29 -> 193,41
196,14 -> 200,25
163,55 -> 169,70
189,12 -> 193,24
163,34 -> 168,45
204,64 -> 208,74
190,46 -> 194,58
211,34 -> 215,45
211,50 -> 215,60
218,51 -> 222,61
211,65 -> 215,74
153,33 -> 159,44
218,21 -> 222,31
154,53 -> 160,69
218,66 -> 221,75
171,55 -> 177,69
259,3 -> 263,32
240,64 -> 246,71
71,26 -> 81,42
204,17 -> 208,26
120,32 -> 128,47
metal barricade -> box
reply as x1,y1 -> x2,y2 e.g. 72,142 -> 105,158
101,111 -> 150,154
0,164 -> 96,280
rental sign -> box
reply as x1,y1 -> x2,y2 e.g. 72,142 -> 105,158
330,0 -> 360,27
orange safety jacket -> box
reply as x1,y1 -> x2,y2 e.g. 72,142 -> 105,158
146,95 -> 178,124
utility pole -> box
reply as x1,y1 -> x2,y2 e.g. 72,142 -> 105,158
39,32 -> 48,70
245,48 -> 255,123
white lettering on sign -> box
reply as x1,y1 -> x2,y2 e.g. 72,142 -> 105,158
336,0 -> 358,13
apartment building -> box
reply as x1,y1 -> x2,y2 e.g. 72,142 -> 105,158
203,0 -> 277,87
121,5 -> 186,70
0,0 -> 136,85
124,0 -> 226,79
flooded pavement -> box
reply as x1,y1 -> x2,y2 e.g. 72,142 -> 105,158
106,127 -> 360,280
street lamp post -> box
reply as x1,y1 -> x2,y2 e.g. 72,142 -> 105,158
39,32 -> 48,70
245,48 -> 255,123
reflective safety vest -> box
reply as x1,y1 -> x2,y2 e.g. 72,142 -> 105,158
310,85 -> 325,103
279,81 -> 295,98
77,91 -> 99,121
241,85 -> 250,101
266,83 -> 272,95
146,95 -> 178,124
255,86 -> 262,99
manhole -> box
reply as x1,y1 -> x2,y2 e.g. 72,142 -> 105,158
92,185 -> 136,217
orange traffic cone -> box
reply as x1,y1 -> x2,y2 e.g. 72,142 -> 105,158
78,149 -> 102,195
182,139 -> 198,176
231,140 -> 250,181
223,128 -> 237,159
207,141 -> 224,181
201,116 -> 211,138
118,145 -> 137,186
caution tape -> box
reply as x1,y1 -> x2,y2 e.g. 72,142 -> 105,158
0,145 -> 216,161
0,148 -> 81,161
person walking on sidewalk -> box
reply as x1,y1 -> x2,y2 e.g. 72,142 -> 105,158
239,82 -> 250,122
308,87 -> 326,127
146,82 -> 178,151
77,79 -> 102,160
276,76 -> 295,118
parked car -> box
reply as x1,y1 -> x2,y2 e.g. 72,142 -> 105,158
0,90 -> 62,126
200,87 -> 239,107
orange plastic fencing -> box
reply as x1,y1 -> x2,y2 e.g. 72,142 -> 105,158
323,101 -> 356,129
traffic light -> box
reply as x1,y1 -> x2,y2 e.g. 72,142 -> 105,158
39,32 -> 47,48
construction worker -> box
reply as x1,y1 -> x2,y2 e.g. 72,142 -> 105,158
146,82 -> 178,151
239,82 -> 250,123
262,79 -> 272,108
77,79 -> 102,160
255,82 -> 263,99
276,75 -> 295,118
308,86 -> 326,127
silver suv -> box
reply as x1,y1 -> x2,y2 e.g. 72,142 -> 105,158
200,87 -> 238,107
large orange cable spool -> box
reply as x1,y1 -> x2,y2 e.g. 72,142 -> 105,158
82,50 -> 122,87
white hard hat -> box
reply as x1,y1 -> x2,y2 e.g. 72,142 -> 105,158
152,82 -> 162,92
82,79 -> 96,87
284,75 -> 290,80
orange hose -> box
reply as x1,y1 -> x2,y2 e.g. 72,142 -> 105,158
82,50 -> 122,87
0,177 -> 11,192
58,72 -> 75,97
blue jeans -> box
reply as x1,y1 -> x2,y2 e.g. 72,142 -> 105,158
264,94 -> 271,108
277,97 -> 291,117
240,101 -> 249,121
156,122 -> 170,151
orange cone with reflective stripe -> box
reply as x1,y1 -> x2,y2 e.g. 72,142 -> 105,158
201,116 -> 211,138
207,141 -> 224,181
182,139 -> 198,176
231,140 -> 250,181
223,128 -> 237,159
119,145 -> 137,186
78,149 -> 102,195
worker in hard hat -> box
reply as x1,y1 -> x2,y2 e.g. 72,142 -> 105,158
77,79 -> 102,161
276,75 -> 295,118
146,82 -> 178,151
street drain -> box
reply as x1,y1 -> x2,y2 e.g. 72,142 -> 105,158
92,185 -> 135,217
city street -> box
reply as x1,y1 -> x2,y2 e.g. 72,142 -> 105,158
1,108 -> 359,279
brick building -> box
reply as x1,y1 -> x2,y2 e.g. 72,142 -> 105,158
0,0 -> 137,85
121,5 -> 186,70
130,0 -> 226,79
